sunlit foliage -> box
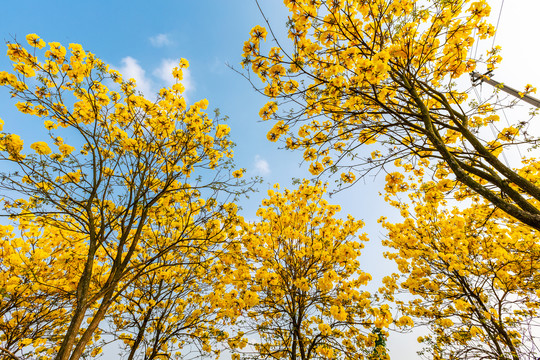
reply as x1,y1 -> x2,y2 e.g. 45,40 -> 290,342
380,173 -> 540,360
244,0 -> 540,230
224,181 -> 390,360
0,34 -> 245,360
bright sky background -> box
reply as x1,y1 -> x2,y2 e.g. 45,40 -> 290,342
1,0 -> 539,358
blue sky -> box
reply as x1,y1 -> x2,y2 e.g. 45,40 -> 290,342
1,0 -> 539,357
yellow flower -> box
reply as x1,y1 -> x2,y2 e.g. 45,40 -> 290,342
438,318 -> 454,327
179,58 -> 189,68
61,170 -> 82,184
309,162 -> 324,175
4,134 -> 24,155
20,338 -> 33,346
15,101 -> 35,114
266,130 -> 279,142
172,83 -> 185,93
385,172 -> 404,186
268,64 -> 286,80
250,25 -> 268,42
316,346 -> 334,358
102,167 -> 114,177
341,172 -> 355,183
303,148 -> 317,161
286,137 -> 299,150
58,144 -> 75,155
498,126 -> 519,142
487,140 -> 503,157
69,43 -> 86,60
172,67 -> 184,81
283,80 -> 298,94
215,124 -> 230,139
46,42 -> 67,62
243,291 -> 259,307
259,101 -> 278,121
318,323 -> 332,336
26,34 -> 45,49
14,63 -> 36,78
232,169 -> 245,178
30,141 -> 52,155
396,315 -> 414,327
44,120 -> 56,130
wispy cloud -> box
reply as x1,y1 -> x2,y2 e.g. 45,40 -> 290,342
153,58 -> 177,87
117,56 -> 153,97
254,155 -> 270,176
149,33 -> 172,48
115,57 -> 194,100
153,58 -> 194,96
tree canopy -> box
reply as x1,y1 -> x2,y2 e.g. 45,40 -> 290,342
381,173 -> 540,360
1,1 -> 540,359
225,181 -> 391,360
242,0 -> 540,230
0,35 -> 246,360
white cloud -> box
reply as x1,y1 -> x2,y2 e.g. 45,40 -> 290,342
117,56 -> 153,97
254,155 -> 270,176
153,58 -> 177,88
115,57 -> 195,100
180,68 -> 193,94
149,33 -> 172,48
153,58 -> 194,96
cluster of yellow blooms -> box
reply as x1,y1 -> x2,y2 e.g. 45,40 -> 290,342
220,181 -> 391,359
1,0 -> 540,357
377,160 -> 540,359
242,0 -> 503,188
239,0 -> 540,358
0,34 -> 244,360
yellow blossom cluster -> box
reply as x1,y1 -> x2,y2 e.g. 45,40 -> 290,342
0,34 -> 245,360
241,0 -> 535,223
221,181 -> 390,359
380,179 -> 540,359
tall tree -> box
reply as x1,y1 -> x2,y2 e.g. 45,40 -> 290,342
380,174 -> 540,360
0,34 -> 246,360
242,0 -> 540,230
224,181 -> 391,360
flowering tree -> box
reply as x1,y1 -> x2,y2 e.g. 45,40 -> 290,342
242,0 -> 540,230
224,182 -> 391,360
0,34 -> 246,360
380,174 -> 540,360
